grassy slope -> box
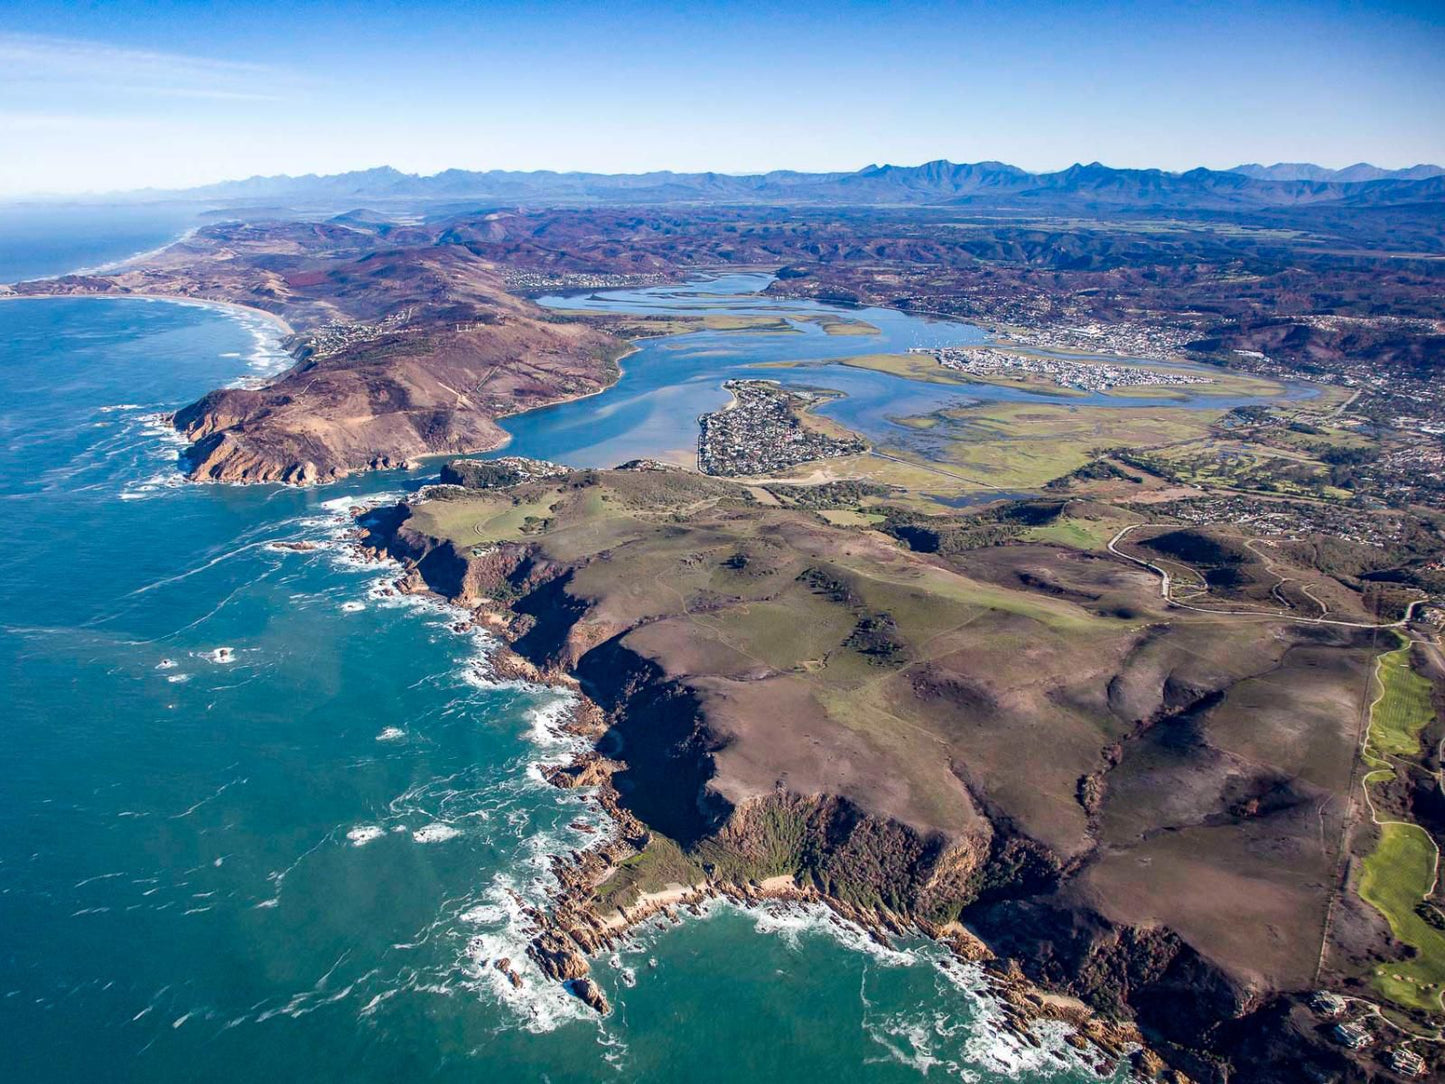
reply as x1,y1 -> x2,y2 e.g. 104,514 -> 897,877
407,469 -> 1380,989
414,471 -> 1124,841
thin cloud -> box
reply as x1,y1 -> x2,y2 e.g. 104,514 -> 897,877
0,33 -> 293,102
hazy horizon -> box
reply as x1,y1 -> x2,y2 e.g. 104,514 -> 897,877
2,0 -> 1442,198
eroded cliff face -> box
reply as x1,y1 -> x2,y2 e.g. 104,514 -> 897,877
707,792 -> 992,917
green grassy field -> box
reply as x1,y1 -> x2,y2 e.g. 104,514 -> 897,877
1359,822 -> 1445,1013
1022,509 -> 1134,552
1359,640 -> 1445,1013
798,314 -> 881,336
408,493 -> 561,544
816,509 -> 887,527
914,401 -> 1222,490
1150,439 -> 1355,501
1366,644 -> 1437,760
836,352 -> 975,386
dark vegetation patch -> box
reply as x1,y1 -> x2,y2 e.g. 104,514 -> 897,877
763,480 -> 899,509
884,499 -> 1068,555
796,565 -> 861,606
844,611 -> 908,665
1045,457 -> 1144,490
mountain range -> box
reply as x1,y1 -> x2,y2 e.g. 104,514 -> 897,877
126,159 -> 1445,211
1229,161 -> 1444,183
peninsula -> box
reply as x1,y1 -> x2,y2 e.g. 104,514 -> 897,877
4,220 -> 626,483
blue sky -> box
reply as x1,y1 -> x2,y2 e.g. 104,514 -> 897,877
0,0 -> 1441,196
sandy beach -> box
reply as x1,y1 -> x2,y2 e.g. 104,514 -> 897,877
0,290 -> 296,337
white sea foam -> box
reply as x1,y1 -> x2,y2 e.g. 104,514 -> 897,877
740,899 -> 919,968
199,647 -> 235,663
268,487 -> 618,1033
114,413 -> 192,500
340,601 -> 365,613
458,875 -> 594,1033
523,693 -> 584,752
166,673 -> 190,684
412,823 -> 461,844
600,892 -> 1107,1080
155,658 -> 178,670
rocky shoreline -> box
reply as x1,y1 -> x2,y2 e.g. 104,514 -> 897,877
345,498 -> 1185,1081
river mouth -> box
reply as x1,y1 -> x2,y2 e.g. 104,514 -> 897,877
503,271 -> 1303,476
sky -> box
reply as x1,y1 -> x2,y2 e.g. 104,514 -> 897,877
0,0 -> 1441,197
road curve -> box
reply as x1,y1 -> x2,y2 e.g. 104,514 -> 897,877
1106,524 -> 1425,630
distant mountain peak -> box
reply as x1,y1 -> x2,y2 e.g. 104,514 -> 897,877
1230,161 -> 1444,183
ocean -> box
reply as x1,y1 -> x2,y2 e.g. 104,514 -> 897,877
0,215 -> 1118,1082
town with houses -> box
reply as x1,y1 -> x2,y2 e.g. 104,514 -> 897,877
302,306 -> 418,360
502,270 -> 669,293
989,319 -> 1197,362
1138,493 -> 1409,549
891,285 -> 1195,363
913,345 -> 1215,392
697,379 -> 865,477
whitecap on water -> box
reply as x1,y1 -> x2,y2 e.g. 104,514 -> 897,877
412,823 -> 461,844
375,726 -> 406,742
340,600 -> 365,613
457,876 -> 595,1033
199,647 -> 235,663
346,826 -> 385,847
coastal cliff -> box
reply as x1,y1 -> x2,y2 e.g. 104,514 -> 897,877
354,463 -> 1398,1082
7,221 -> 624,484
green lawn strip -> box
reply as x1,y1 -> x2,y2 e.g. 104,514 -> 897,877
1359,822 -> 1445,1013
1367,644 -> 1437,760
1023,513 -> 1133,552
1358,639 -> 1445,1013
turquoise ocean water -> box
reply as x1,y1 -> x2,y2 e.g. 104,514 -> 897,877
0,219 -> 1224,1083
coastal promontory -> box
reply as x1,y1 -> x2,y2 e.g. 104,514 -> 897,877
5,220 -> 624,483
